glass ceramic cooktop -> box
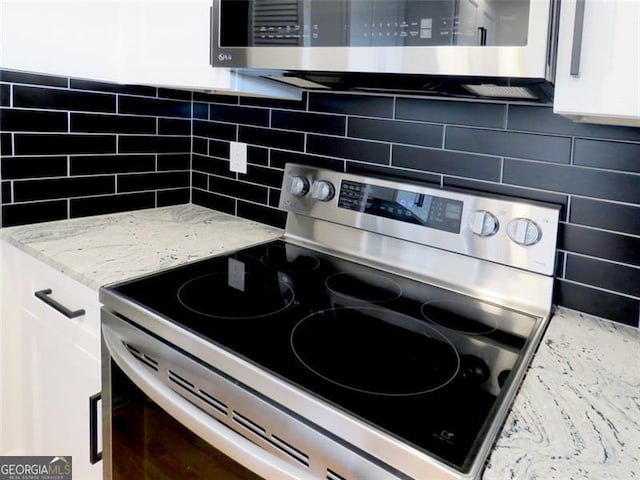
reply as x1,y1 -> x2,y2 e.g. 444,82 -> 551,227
111,239 -> 538,472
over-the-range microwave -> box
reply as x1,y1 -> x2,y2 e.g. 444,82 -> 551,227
211,0 -> 560,100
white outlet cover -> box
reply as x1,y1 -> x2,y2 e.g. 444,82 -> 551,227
230,141 -> 248,174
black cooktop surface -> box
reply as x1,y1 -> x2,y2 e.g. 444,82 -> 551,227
110,239 -> 538,472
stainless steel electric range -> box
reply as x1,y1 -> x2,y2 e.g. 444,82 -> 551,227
100,164 -> 560,480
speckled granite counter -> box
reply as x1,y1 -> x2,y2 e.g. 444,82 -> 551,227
484,308 -> 639,480
2,205 -> 638,479
0,205 -> 282,290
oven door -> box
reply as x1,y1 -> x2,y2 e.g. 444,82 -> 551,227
100,310 -> 314,480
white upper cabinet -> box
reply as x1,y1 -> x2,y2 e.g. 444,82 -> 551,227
0,0 -> 123,83
553,0 -> 640,127
0,0 -> 301,99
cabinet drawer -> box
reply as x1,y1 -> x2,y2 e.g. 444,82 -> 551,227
2,242 -> 100,351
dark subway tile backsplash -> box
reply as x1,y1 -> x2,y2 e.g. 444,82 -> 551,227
393,145 -> 501,181
2,199 -> 68,227
118,95 -> 191,118
71,154 -> 156,175
210,104 -> 269,127
309,92 -> 393,117
71,113 -> 156,134
14,134 -> 116,156
560,224 -> 640,267
69,78 -> 156,97
157,188 -> 190,206
70,192 -> 155,218
348,117 -> 442,148
117,171 -> 190,193
570,198 -> 640,236
307,134 -> 390,164
446,127 -> 572,164
1,69 -> 191,233
191,188 -> 235,215
118,135 -> 190,154
508,104 -> 640,142
157,153 -> 190,171
555,280 -> 639,327
0,84 -> 10,106
503,160 -> 640,204
1,70 -> 638,327
396,98 -> 505,128
239,126 -> 305,151
272,110 -> 345,135
2,155 -> 68,179
565,255 -> 640,298
0,70 -> 68,87
0,108 -> 68,132
573,138 -> 640,173
13,85 -> 116,113
13,175 -> 115,202
193,120 -> 236,141
0,133 -> 11,156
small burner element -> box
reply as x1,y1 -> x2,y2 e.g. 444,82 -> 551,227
178,272 -> 294,319
325,272 -> 402,303
421,300 -> 498,335
290,307 -> 460,396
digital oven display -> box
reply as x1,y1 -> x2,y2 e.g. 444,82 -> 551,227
338,180 -> 463,233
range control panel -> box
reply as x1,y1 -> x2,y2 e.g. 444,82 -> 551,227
338,180 -> 464,234
279,164 -> 561,276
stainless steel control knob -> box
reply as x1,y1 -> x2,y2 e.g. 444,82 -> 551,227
311,180 -> 335,202
507,218 -> 541,246
289,175 -> 310,197
469,210 -> 499,237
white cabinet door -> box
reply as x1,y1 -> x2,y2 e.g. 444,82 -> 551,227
553,0 -> 640,127
0,0 -> 300,99
0,0 -> 123,83
0,242 -> 102,480
22,308 -> 102,480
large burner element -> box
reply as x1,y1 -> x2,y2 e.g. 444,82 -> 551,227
325,272 -> 402,303
178,272 -> 294,319
290,307 -> 460,396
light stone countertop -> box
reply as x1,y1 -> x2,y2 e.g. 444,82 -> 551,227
484,307 -> 639,480
2,204 -> 638,479
0,204 -> 282,290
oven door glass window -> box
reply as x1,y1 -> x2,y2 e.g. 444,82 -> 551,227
110,361 -> 264,480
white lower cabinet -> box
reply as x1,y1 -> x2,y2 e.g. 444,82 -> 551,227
1,241 -> 102,480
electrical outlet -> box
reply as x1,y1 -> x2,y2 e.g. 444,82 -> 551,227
229,142 -> 248,174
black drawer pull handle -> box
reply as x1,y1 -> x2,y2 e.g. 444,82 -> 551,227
89,392 -> 102,464
34,289 -> 86,319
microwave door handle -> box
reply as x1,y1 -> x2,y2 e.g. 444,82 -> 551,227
570,0 -> 586,76
209,5 -> 214,66
102,324 -> 316,480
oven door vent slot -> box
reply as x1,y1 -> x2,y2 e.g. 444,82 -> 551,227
125,343 -> 158,371
326,468 -> 349,480
232,410 -> 269,440
270,434 -> 310,467
233,410 -> 310,468
197,388 -> 229,415
168,370 -> 195,389
168,370 -> 229,416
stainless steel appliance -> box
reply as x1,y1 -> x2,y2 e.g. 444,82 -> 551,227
211,0 -> 560,100
101,163 -> 560,479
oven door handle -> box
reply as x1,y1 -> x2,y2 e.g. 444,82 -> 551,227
102,323 -> 316,480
